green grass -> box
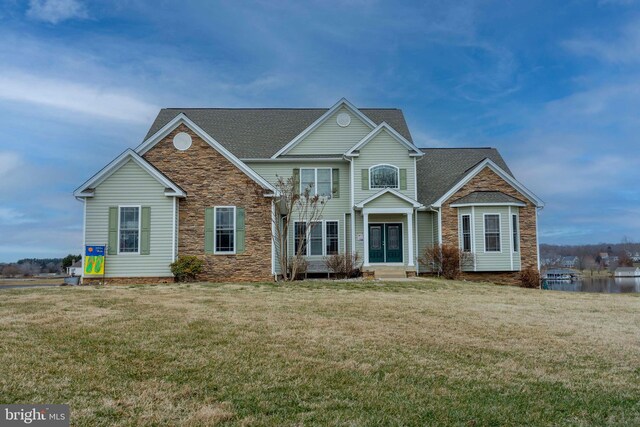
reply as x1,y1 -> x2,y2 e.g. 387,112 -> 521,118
0,279 -> 638,426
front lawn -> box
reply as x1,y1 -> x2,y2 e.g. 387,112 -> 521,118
0,280 -> 638,426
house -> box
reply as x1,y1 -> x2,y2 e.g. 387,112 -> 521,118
66,259 -> 83,276
614,267 -> 640,277
74,98 -> 544,284
561,256 -> 579,268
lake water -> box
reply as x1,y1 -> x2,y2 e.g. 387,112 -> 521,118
543,277 -> 640,293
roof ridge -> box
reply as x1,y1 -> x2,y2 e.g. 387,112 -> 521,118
419,147 -> 496,150
160,107 -> 403,111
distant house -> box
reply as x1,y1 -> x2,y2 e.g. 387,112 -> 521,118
66,260 -> 83,276
561,256 -> 579,268
614,267 -> 640,277
629,252 -> 640,262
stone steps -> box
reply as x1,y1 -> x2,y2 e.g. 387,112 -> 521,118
370,266 -> 408,279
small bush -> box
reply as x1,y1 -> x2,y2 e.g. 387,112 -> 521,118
287,255 -> 308,280
519,266 -> 541,288
419,244 -> 473,280
324,253 -> 362,279
170,255 -> 204,282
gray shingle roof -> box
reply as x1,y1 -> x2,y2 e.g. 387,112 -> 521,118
451,191 -> 524,205
144,108 -> 412,159
416,148 -> 513,206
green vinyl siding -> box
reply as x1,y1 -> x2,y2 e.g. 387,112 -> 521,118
353,130 -> 417,205
287,106 -> 373,156
473,206 -> 514,271
364,192 -> 414,209
84,160 -> 174,278
247,161 -> 349,260
417,211 -> 437,271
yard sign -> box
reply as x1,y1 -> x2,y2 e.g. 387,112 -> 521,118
84,245 -> 105,276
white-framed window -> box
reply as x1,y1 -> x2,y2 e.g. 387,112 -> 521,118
214,206 -> 236,254
370,164 -> 399,189
461,214 -> 471,252
325,221 -> 339,255
118,205 -> 140,254
484,214 -> 501,252
512,214 -> 519,252
300,168 -> 332,197
294,220 -> 340,256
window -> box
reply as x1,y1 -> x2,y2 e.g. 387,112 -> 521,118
119,206 -> 140,253
461,215 -> 471,252
326,221 -> 339,255
309,222 -> 323,256
300,168 -> 332,197
215,207 -> 235,253
294,222 -> 307,255
484,214 -> 501,252
512,214 -> 519,252
370,165 -> 399,189
294,220 -> 340,256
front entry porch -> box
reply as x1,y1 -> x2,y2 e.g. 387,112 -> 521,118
362,208 -> 415,268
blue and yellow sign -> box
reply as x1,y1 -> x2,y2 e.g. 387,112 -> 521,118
84,245 -> 105,276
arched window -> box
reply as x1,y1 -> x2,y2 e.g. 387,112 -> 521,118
370,165 -> 399,189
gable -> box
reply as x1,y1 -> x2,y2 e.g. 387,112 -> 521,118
363,192 -> 416,209
442,166 -> 541,208
93,159 -> 166,196
287,106 -> 373,156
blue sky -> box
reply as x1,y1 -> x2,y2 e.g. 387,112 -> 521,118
0,0 -> 639,261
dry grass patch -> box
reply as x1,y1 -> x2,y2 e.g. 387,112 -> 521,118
0,279 -> 638,426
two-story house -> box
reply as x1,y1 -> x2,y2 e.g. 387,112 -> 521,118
74,99 -> 543,284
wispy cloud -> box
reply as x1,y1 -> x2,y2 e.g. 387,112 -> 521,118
563,21 -> 640,64
0,71 -> 158,123
27,0 -> 88,24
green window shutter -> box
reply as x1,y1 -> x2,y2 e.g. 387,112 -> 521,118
236,207 -> 246,253
400,169 -> 407,190
108,207 -> 118,255
293,168 -> 300,193
361,169 -> 369,190
205,207 -> 214,254
140,207 -> 151,255
332,168 -> 340,198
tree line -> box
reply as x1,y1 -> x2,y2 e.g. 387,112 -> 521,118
0,254 -> 81,278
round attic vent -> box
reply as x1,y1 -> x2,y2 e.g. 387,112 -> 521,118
336,112 -> 351,127
173,132 -> 192,151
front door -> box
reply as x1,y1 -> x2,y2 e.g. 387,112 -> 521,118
385,224 -> 403,262
369,225 -> 384,263
368,223 -> 403,263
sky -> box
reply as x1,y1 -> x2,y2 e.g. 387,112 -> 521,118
0,0 -> 639,261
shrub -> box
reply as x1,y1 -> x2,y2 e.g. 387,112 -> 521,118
287,255 -> 308,280
170,255 -> 204,282
324,253 -> 362,279
419,244 -> 473,280
519,266 -> 541,288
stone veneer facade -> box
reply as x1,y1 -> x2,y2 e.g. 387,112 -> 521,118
440,167 -> 538,285
142,124 -> 274,282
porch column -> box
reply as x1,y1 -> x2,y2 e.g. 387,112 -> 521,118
407,210 -> 414,267
363,210 -> 370,267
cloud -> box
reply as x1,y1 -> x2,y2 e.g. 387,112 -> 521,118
563,22 -> 640,64
27,0 -> 88,24
0,208 -> 35,226
0,71 -> 158,123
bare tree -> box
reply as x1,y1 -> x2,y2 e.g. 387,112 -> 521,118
2,264 -> 21,278
271,175 -> 326,281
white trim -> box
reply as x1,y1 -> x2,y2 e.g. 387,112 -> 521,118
117,205 -> 142,255
413,158 -> 418,201
81,199 -> 86,280
271,98 -> 377,158
242,157 -> 345,163
431,159 -> 544,208
135,113 -> 277,193
74,149 -> 186,198
356,188 -> 423,209
536,207 -> 541,271
508,206 -> 514,270
345,122 -> 424,157
368,164 -> 400,190
362,207 -> 414,215
343,212 -> 348,254
300,167 -> 332,197
460,213 -> 472,253
172,198 -> 177,262
350,158 -> 356,254
415,212 -> 419,274
407,211 -> 414,267
437,208 -> 442,245
471,206 -> 477,271
271,201 -> 276,275
450,202 -> 526,208
213,206 -> 236,255
482,213 -> 502,253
